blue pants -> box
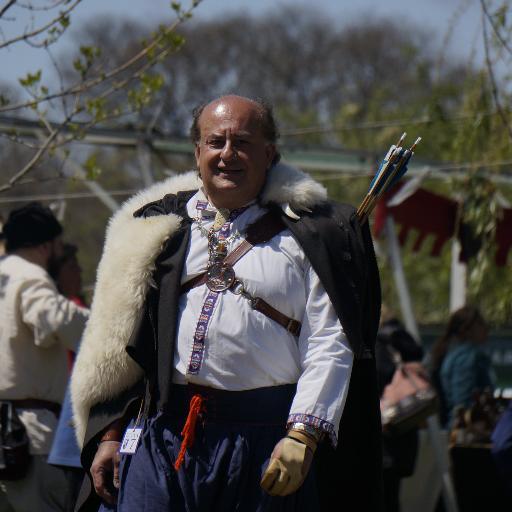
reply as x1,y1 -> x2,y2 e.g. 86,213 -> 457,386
99,384 -> 319,512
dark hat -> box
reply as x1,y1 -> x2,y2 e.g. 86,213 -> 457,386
2,202 -> 63,252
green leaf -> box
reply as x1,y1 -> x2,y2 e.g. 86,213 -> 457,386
59,14 -> 70,29
19,70 -> 42,87
85,97 -> 107,122
140,72 -> 165,92
493,4 -> 507,29
84,154 -> 102,180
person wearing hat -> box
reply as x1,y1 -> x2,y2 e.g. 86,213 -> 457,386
0,202 -> 89,512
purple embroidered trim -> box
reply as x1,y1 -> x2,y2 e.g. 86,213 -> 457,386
195,200 -> 209,211
287,413 -> 338,447
188,291 -> 219,374
218,222 -> 231,238
187,204 -> 249,375
195,199 -> 248,221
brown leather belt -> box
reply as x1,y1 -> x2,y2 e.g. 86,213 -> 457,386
10,399 -> 61,417
249,297 -> 302,337
181,211 -> 302,337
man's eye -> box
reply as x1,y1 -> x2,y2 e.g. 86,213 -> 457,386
208,139 -> 224,148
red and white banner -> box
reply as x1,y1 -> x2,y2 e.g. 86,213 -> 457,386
373,183 -> 512,267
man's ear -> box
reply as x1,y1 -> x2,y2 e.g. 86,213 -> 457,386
37,241 -> 52,261
265,144 -> 276,169
194,143 -> 201,169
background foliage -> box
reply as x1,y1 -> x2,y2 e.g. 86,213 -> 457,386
1,0 -> 511,326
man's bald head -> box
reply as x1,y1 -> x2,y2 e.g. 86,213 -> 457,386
192,95 -> 280,209
190,95 -> 280,165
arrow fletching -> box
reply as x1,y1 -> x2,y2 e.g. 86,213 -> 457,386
356,134 -> 421,223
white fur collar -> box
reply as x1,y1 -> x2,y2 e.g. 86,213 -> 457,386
71,163 -> 327,445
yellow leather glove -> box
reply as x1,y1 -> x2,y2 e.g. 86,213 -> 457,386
260,435 -> 315,496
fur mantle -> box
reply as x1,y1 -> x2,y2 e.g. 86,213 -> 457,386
71,163 -> 327,445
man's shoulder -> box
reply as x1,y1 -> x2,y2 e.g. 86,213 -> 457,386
326,200 -> 357,223
298,200 -> 357,234
111,171 -> 200,220
133,190 -> 197,218
0,254 -> 48,280
286,200 -> 362,261
307,199 -> 356,219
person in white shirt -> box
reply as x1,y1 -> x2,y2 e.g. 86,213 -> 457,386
71,95 -> 383,511
0,202 -> 89,512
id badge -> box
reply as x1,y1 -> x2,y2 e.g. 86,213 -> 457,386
119,427 -> 143,455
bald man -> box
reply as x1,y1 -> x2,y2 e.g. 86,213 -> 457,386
72,95 -> 382,511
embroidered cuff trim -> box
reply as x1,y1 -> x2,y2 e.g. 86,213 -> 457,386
287,413 -> 337,448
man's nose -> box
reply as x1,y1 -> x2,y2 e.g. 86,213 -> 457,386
220,140 -> 236,161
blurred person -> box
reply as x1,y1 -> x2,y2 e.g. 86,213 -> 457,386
492,400 -> 512,498
0,202 -> 89,512
430,305 -> 494,428
375,306 -> 424,512
71,95 -> 383,511
0,216 -> 5,255
48,244 -> 87,511
49,243 -> 86,308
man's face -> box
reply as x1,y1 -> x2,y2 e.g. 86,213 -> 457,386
195,96 -> 276,210
45,237 -> 64,271
57,256 -> 82,297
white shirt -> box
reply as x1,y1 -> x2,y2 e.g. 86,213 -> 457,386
0,254 -> 89,453
173,191 -> 353,444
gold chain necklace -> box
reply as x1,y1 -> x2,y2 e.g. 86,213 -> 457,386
192,215 -> 241,245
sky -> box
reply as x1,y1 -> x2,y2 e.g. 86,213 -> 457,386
0,0 -> 484,88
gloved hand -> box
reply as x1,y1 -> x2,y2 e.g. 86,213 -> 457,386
90,440 -> 121,505
260,434 -> 315,496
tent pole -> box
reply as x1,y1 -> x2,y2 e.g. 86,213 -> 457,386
385,216 -> 420,342
449,239 -> 467,312
385,215 -> 459,512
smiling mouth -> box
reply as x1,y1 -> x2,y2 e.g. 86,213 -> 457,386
217,168 -> 243,174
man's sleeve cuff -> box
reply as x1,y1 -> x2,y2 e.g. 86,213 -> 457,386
287,413 -> 337,447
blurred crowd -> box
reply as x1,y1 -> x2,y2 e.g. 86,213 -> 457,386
377,305 -> 511,511
0,202 -> 510,512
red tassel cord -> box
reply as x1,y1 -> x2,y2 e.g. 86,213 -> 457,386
174,394 -> 204,471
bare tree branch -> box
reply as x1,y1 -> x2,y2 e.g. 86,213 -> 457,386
0,1 -> 17,19
0,2 -> 199,189
0,4 -> 195,114
0,86 -> 87,191
17,1 -> 68,12
281,110 -> 500,136
480,0 -> 512,57
481,1 -> 512,141
0,0 -> 82,50
0,126 -> 60,193
44,45 -> 68,115
93,40 -> 179,105
0,131 -> 40,148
